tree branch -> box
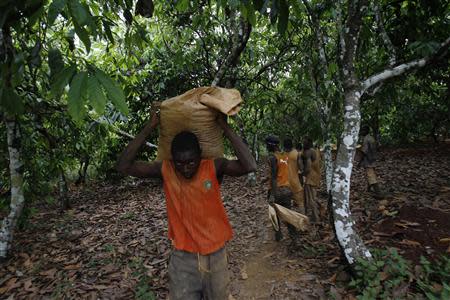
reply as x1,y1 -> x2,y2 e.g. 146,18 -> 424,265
212,14 -> 252,87
373,2 -> 396,66
93,119 -> 157,149
361,37 -> 450,93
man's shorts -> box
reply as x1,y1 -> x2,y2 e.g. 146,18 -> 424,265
168,247 -> 229,300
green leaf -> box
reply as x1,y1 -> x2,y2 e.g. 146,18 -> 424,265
11,53 -> 25,88
94,68 -> 129,115
247,4 -> 256,26
73,22 -> 91,53
48,48 -> 64,78
51,65 -> 76,96
68,71 -> 87,122
277,0 -> 289,34
48,0 -> 66,25
68,0 -> 90,26
0,88 -> 24,116
175,0 -> 189,12
102,20 -> 114,43
87,75 -> 106,115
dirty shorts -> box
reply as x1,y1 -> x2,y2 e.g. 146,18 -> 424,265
168,247 -> 230,300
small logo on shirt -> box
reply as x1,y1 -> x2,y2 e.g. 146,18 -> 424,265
204,180 -> 212,190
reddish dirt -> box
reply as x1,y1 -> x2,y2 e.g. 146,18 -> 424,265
373,205 -> 450,263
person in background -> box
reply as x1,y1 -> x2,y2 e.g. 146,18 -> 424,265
300,137 -> 321,223
265,136 -> 298,245
283,138 -> 305,214
117,108 -> 256,300
296,142 -> 304,186
358,125 -> 384,199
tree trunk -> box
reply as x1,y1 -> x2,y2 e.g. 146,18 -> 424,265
323,136 -> 333,193
252,132 -> 259,162
331,89 -> 372,264
59,171 -> 70,210
0,119 -> 25,259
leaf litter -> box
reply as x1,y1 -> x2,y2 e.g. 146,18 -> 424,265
0,143 -> 449,299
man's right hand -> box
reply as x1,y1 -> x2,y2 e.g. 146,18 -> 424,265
149,102 -> 161,128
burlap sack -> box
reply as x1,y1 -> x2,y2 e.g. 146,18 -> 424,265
156,87 -> 243,160
274,204 -> 309,232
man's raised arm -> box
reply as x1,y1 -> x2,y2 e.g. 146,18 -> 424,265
116,105 -> 162,178
215,115 -> 257,178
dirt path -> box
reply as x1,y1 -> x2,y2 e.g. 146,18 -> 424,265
228,205 -> 338,300
237,233 -> 326,299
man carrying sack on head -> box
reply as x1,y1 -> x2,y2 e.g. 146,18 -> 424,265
117,87 -> 256,300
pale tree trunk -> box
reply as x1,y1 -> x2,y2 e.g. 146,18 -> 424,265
332,0 -> 449,265
252,132 -> 259,161
323,136 -> 333,193
0,119 -> 25,259
331,90 -> 372,264
331,0 -> 372,264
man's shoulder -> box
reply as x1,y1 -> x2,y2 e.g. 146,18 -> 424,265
364,135 -> 375,143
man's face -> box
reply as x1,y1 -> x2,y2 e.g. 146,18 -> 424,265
173,150 -> 201,179
303,139 -> 311,150
360,128 -> 369,136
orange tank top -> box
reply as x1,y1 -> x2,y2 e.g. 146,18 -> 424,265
269,152 -> 290,188
161,159 -> 233,255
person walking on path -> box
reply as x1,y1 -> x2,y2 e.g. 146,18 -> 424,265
358,125 -> 384,199
300,137 -> 321,223
265,136 -> 298,245
117,107 -> 256,300
283,138 -> 305,214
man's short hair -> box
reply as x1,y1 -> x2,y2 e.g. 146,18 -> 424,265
171,131 -> 201,157
361,125 -> 370,133
265,135 -> 280,146
303,136 -> 313,149
283,138 -> 293,149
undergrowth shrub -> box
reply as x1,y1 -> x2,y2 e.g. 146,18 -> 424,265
349,248 -> 450,299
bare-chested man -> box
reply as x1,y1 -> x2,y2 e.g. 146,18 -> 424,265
300,137 -> 321,223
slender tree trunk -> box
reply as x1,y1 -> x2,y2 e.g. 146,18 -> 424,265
331,89 -> 372,264
0,119 -> 25,259
252,132 -> 259,161
59,172 -> 70,210
323,136 -> 333,193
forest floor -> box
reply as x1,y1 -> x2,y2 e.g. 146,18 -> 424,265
1,143 -> 450,299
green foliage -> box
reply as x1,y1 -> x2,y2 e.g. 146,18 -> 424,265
350,248 -> 412,299
68,71 -> 88,123
129,258 -> 155,300
349,248 -> 450,299
0,0 -> 448,231
417,256 -> 450,299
